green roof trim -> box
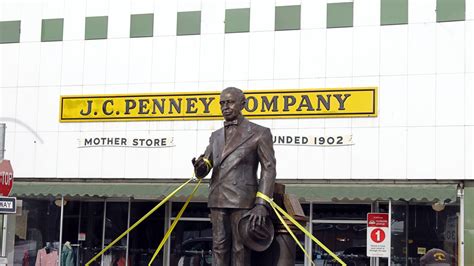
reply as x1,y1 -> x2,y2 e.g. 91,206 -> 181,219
10,181 -> 458,202
286,183 -> 458,202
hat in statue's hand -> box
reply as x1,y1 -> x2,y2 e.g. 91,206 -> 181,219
238,213 -> 274,252
420,248 -> 452,266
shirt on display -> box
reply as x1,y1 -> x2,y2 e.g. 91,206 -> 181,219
35,248 -> 58,266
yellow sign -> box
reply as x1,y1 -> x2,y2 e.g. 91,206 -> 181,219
60,87 -> 377,122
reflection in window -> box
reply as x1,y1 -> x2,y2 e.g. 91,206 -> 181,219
391,202 -> 460,265
172,202 -> 209,218
104,202 -> 129,266
14,199 -> 61,265
62,201 -> 104,266
313,204 -> 371,220
169,221 -> 212,266
313,223 -> 368,266
129,201 -> 165,266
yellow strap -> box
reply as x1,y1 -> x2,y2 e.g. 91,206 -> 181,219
269,199 -> 316,266
85,178 -> 193,266
256,192 -> 347,266
148,179 -> 202,265
203,158 -> 212,170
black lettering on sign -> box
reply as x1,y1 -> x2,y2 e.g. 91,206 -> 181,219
102,100 -> 114,115
80,100 -> 93,116
125,99 -> 137,114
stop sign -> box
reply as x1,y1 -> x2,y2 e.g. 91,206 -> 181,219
0,160 -> 14,196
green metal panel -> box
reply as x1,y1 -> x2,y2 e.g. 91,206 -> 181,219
465,187 -> 474,265
130,13 -> 154,38
85,16 -> 108,40
225,8 -> 250,33
381,0 -> 408,25
327,2 -> 353,28
10,181 -> 458,202
177,11 -> 201,36
0,20 -> 21,44
275,5 -> 301,31
41,18 -> 64,42
437,0 -> 465,22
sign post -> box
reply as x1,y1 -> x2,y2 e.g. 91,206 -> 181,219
367,213 -> 390,258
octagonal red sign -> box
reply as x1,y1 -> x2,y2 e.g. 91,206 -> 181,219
0,160 -> 14,196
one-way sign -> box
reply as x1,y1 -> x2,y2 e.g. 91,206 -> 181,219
0,197 -> 16,213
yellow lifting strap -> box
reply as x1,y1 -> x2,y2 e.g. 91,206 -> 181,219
85,178 -> 196,266
256,192 -> 347,266
148,179 -> 202,265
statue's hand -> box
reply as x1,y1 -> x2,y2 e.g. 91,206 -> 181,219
248,204 -> 269,229
192,155 -> 208,179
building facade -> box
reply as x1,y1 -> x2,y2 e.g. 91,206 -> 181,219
0,0 -> 473,265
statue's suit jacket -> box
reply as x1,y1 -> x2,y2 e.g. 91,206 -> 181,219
203,118 -> 276,209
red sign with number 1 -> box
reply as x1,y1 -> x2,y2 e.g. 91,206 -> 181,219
367,213 -> 390,258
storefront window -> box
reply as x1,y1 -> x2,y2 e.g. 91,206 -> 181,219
14,198 -> 61,265
62,200 -> 105,266
169,221 -> 212,266
312,203 -> 370,266
391,201 -> 459,266
103,201 -> 129,266
170,202 -> 211,266
129,201 -> 165,266
171,202 -> 209,218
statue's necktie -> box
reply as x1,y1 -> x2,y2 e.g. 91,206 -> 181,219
224,121 -> 238,144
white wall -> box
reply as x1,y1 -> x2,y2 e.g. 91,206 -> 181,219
0,0 -> 473,180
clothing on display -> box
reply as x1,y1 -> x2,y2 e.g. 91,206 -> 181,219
35,244 -> 58,266
60,242 -> 75,266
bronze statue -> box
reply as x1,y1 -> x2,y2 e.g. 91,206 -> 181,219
192,87 -> 277,265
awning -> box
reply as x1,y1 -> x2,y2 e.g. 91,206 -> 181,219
10,180 -> 459,202
10,181 -> 210,201
285,183 -> 459,202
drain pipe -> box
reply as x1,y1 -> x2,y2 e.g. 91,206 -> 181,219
0,123 -> 5,160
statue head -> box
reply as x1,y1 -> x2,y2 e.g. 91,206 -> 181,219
219,87 -> 246,121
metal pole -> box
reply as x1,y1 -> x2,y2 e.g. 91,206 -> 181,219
101,200 -> 107,265
58,196 -> 65,266
459,186 -> 464,266
125,199 -> 131,266
0,123 -> 6,160
388,200 -> 391,266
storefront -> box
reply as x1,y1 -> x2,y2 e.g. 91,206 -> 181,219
4,180 -> 461,266
1,0 -> 472,265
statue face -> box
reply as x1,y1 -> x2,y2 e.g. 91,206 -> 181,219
219,90 -> 244,121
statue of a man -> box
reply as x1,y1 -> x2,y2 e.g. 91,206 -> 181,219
192,87 -> 276,265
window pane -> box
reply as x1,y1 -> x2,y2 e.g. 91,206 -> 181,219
313,204 -> 371,220
327,2 -> 353,28
78,202 -> 104,265
169,221 -> 212,266
0,21 -> 20,43
312,222 -> 368,265
177,11 -> 201,36
172,202 -> 209,218
104,202 -> 129,266
41,18 -> 64,42
129,201 -> 165,265
381,0 -> 408,25
130,14 -> 154,38
275,5 -> 301,31
437,0 -> 465,22
225,8 -> 250,33
14,199 -> 61,265
85,16 -> 108,40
